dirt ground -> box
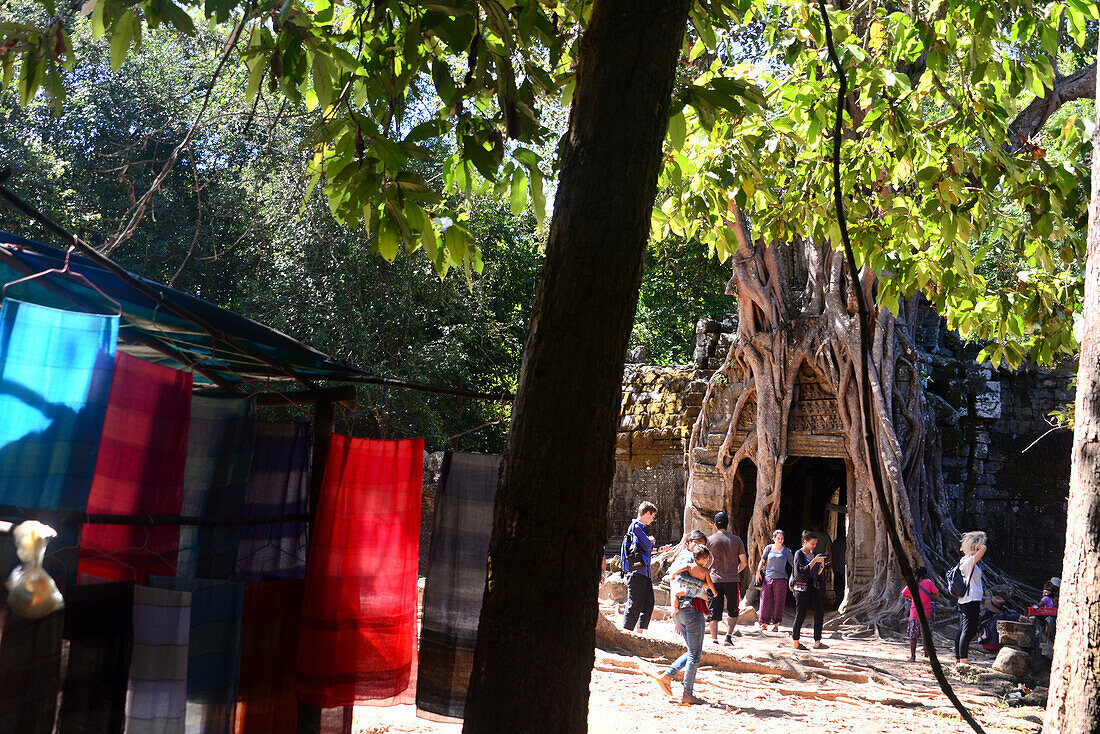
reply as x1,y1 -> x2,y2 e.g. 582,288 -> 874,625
355,601 -> 1046,734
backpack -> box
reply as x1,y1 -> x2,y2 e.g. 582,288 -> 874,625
622,527 -> 646,573
945,562 -> 974,597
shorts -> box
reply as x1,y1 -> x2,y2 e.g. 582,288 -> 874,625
907,619 -> 923,640
707,581 -> 741,622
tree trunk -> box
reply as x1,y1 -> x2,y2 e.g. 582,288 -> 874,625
462,2 -> 690,731
1043,59 -> 1100,734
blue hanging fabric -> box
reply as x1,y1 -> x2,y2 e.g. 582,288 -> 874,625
0,298 -> 118,512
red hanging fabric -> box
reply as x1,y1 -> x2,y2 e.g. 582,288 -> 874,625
236,580 -> 303,734
79,353 -> 192,583
296,435 -> 423,707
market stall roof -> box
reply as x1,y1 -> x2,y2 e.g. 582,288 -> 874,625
0,230 -> 368,388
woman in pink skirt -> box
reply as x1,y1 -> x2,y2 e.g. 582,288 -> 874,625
755,529 -> 794,632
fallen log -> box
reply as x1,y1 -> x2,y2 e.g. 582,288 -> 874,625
595,612 -> 810,680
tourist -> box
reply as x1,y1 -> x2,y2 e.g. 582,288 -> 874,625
621,501 -> 658,634
1036,578 -> 1059,643
707,512 -> 748,645
954,530 -> 987,667
790,530 -> 829,650
901,565 -> 939,661
653,530 -> 711,705
976,594 -> 1019,647
755,529 -> 794,632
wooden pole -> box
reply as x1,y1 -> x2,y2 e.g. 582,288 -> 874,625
255,386 -> 356,408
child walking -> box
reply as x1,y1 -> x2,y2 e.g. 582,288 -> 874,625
901,566 -> 939,661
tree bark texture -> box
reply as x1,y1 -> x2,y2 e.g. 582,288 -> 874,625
1043,58 -> 1100,734
462,1 -> 690,731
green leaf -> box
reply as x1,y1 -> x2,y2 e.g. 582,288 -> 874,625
312,52 -> 334,109
313,0 -> 332,24
667,111 -> 686,151
377,211 -> 400,261
404,119 -> 450,143
245,55 -> 266,101
91,0 -> 106,39
157,0 -> 196,35
509,166 -> 527,215
18,50 -> 44,106
443,223 -> 469,266
431,59 -> 457,104
529,167 -> 545,225
110,11 -> 136,71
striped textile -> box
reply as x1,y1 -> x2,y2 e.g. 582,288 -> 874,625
57,582 -> 134,734
235,422 -> 310,581
150,578 -> 243,734
79,353 -> 193,584
234,578 -> 354,734
178,396 -> 256,579
416,452 -> 500,722
126,585 -> 192,734
0,599 -> 64,734
0,298 -> 117,512
235,580 -> 302,734
295,436 -> 423,707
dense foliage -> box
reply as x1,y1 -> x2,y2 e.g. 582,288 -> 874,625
656,0 -> 1096,367
1,0 -> 1095,433
0,13 -> 731,450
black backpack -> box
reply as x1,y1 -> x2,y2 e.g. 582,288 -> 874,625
622,528 -> 646,572
945,562 -> 974,597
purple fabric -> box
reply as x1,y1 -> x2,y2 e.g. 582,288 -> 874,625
759,577 -> 788,625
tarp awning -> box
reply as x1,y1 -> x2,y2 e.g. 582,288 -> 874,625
0,231 -> 367,388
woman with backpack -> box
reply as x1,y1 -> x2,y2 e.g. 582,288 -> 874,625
953,531 -> 987,667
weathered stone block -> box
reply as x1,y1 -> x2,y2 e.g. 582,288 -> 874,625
599,576 -> 628,603
993,647 -> 1029,677
698,318 -> 721,334
997,620 -> 1034,649
975,380 -> 1002,418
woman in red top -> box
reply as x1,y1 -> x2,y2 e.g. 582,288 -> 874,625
901,565 -> 939,661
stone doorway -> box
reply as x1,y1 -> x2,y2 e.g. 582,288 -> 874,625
730,458 -> 757,545
777,457 -> 847,607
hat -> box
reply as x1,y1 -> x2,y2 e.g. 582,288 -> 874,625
984,595 -> 1007,613
1049,577 -> 1061,588
713,512 -> 729,527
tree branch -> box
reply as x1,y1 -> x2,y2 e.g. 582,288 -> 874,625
1005,62 -> 1097,154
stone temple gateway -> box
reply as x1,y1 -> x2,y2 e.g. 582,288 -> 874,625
611,307 -> 1071,606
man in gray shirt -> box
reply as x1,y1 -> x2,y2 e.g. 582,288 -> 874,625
706,512 -> 748,645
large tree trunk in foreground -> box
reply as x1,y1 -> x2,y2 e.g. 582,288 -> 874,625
462,2 -> 690,731
1044,59 -> 1100,734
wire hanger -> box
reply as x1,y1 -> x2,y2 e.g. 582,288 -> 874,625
2,244 -> 123,316
234,519 -> 307,577
444,394 -> 508,446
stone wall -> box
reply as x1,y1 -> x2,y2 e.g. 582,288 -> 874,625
607,364 -> 710,548
918,310 -> 1072,587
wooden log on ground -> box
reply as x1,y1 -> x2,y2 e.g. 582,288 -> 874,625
594,612 -> 810,680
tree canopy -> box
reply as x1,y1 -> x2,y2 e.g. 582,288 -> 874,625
2,0 -> 1094,370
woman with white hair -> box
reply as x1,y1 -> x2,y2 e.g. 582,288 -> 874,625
955,531 -> 987,667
